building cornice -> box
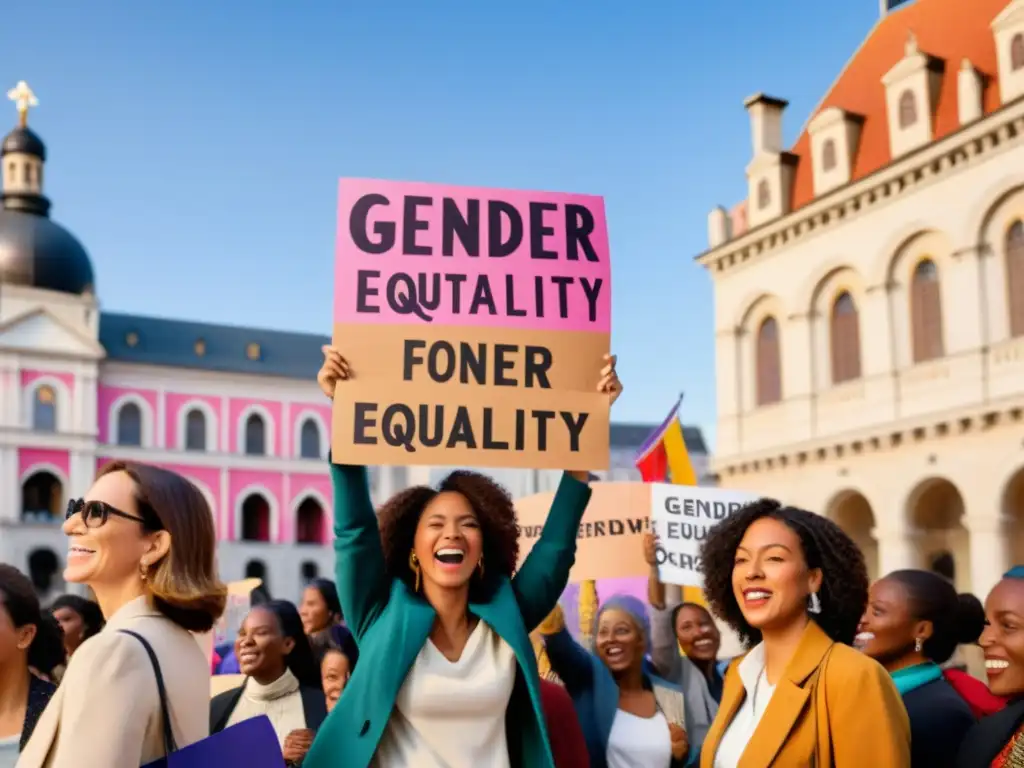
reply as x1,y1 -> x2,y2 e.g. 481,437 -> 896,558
712,394 -> 1024,478
696,95 -> 1024,276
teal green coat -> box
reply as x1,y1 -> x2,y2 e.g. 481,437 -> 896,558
303,462 -> 593,768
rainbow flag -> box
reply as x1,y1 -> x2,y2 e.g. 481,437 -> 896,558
634,395 -> 697,485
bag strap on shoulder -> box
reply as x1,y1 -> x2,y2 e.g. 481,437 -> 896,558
118,630 -> 178,755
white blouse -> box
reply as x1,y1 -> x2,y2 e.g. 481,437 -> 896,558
374,620 -> 516,768
607,709 -> 673,768
713,643 -> 776,768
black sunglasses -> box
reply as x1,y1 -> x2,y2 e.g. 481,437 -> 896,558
65,498 -> 163,531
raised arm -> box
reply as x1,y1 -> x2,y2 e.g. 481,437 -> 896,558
330,461 -> 389,640
512,354 -> 621,631
535,606 -> 596,697
643,532 -> 682,679
319,346 -> 389,641
512,473 -> 592,631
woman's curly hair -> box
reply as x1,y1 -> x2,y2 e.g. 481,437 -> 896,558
700,498 -> 868,648
377,471 -> 520,599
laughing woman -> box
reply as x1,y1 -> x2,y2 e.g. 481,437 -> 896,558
537,597 -> 689,768
304,346 -> 620,768
698,499 -> 909,767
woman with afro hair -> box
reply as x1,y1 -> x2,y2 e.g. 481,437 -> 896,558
698,499 -> 910,767
304,345 -> 622,768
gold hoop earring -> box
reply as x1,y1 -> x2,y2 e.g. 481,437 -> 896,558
408,551 -> 421,593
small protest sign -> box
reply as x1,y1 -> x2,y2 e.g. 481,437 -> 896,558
650,484 -> 759,587
516,483 -> 650,582
332,178 -> 611,470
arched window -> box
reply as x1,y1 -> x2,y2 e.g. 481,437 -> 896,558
244,413 -> 266,456
21,471 -> 63,522
1007,220 -> 1024,338
240,494 -> 271,542
116,402 -> 142,446
830,292 -> 862,383
27,549 -> 62,596
756,179 -> 771,210
244,559 -> 267,582
295,498 -> 325,544
898,90 -> 917,129
33,386 -> 56,432
185,409 -> 207,451
300,418 -> 321,459
300,561 -> 320,585
1012,33 -> 1024,71
755,316 -> 782,406
821,139 -> 837,172
910,259 -> 944,363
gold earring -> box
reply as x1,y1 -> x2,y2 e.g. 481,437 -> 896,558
477,556 -> 485,579
914,637 -> 923,653
408,551 -> 421,593
139,561 -> 148,582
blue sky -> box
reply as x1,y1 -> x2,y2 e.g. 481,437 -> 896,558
1,0 -> 883,448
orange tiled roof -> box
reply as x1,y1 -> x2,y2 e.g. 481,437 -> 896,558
788,0 -> 1006,211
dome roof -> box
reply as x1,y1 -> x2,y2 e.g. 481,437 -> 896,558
1,127 -> 46,161
0,209 -> 94,295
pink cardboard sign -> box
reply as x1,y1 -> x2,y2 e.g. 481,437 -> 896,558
334,178 -> 611,333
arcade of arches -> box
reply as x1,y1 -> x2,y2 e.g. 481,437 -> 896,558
825,464 -> 1024,598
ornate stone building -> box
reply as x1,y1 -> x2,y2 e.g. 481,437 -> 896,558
699,0 -> 1024,598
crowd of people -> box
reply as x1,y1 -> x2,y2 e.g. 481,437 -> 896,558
0,346 -> 1022,766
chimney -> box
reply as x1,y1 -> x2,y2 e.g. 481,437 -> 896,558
958,59 -> 983,125
707,206 -> 731,248
743,93 -> 788,156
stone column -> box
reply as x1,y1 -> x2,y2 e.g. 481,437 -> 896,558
963,514 -> 1011,598
873,524 -> 923,575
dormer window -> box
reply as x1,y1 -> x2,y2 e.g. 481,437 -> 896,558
898,90 -> 917,128
757,179 -> 771,209
993,2 -> 1024,103
821,139 -> 836,172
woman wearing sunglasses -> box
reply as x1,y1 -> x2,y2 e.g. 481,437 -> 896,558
18,461 -> 227,768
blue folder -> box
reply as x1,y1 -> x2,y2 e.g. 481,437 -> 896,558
143,714 -> 284,767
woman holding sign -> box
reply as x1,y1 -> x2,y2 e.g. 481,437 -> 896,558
304,345 -> 621,768
698,499 -> 909,767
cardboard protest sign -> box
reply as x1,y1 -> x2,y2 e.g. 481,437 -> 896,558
650,484 -> 759,587
332,178 -> 611,470
516,483 -> 650,582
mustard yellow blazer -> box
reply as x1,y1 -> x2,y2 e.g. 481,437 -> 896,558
701,621 -> 910,768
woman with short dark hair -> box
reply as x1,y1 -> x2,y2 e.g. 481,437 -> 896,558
856,569 -> 978,766
49,595 -> 104,660
0,565 -> 62,768
299,579 -> 342,637
697,499 -> 909,767
18,461 -> 227,768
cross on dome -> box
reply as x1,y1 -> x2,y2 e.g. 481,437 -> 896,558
7,81 -> 38,128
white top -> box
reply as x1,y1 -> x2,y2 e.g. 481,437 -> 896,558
607,708 -> 673,768
0,734 -> 18,768
713,643 -> 776,768
226,667 -> 306,749
374,620 -> 516,768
